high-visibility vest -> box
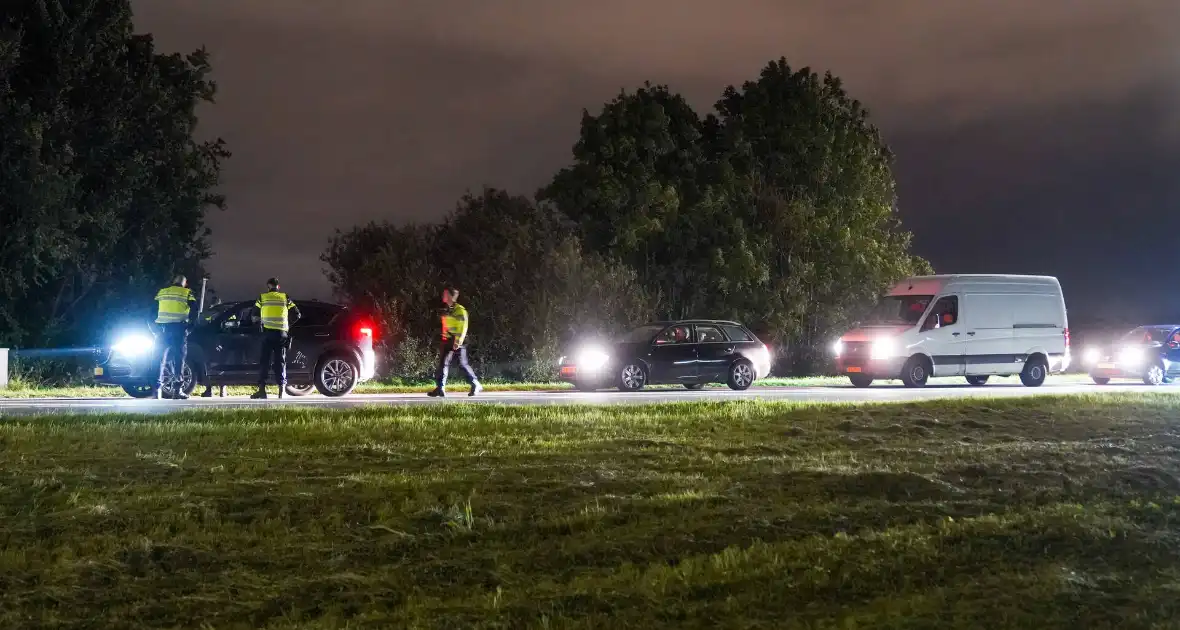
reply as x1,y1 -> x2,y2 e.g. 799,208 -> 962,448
155,285 -> 194,324
441,304 -> 469,345
256,291 -> 296,331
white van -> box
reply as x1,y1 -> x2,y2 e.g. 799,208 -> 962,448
832,274 -> 1070,388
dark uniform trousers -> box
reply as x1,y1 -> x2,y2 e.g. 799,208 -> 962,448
259,329 -> 289,387
436,339 -> 477,388
156,323 -> 189,389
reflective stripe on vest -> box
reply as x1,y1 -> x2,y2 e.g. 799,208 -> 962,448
442,304 -> 468,339
256,291 -> 293,331
155,286 -> 193,324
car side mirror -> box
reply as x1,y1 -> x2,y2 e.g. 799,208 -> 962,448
222,320 -> 239,331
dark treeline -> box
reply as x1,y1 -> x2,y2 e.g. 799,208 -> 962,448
325,64 -> 929,378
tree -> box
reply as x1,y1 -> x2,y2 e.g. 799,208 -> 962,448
542,59 -> 929,371
0,0 -> 228,348
323,188 -> 650,380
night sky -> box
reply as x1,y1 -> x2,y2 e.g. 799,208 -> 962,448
133,1 -> 1179,324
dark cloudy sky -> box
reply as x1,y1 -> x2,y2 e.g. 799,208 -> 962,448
133,1 -> 1179,323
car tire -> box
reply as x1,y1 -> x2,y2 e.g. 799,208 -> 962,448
684,383 -> 705,390
966,375 -> 989,387
617,362 -> 648,392
727,360 -> 756,391
285,384 -> 316,397
160,358 -> 197,399
1091,376 -> 1110,385
314,353 -> 359,397
1019,356 -> 1048,387
849,374 -> 873,388
900,356 -> 930,388
1144,362 -> 1165,386
122,384 -> 156,399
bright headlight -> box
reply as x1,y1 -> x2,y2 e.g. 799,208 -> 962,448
576,347 -> 610,370
870,338 -> 898,360
1119,346 -> 1144,366
831,340 -> 844,357
1083,347 -> 1101,364
112,333 -> 154,357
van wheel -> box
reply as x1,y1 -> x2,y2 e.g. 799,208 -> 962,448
1091,376 -> 1110,385
1144,363 -> 1165,386
966,375 -> 989,387
314,354 -> 359,397
1019,356 -> 1047,387
900,357 -> 930,388
849,374 -> 873,388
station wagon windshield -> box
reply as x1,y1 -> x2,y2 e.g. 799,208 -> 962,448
1120,327 -> 1174,344
863,295 -> 934,326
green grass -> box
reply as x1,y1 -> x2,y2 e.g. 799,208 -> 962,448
3,395 -> 1180,627
0,373 -> 1096,398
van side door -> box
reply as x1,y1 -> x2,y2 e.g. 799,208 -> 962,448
919,295 -> 965,377
962,293 -> 1018,376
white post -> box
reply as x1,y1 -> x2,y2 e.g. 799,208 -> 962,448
0,348 -> 8,389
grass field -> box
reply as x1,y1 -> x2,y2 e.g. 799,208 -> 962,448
3,395 -> 1180,628
0,373 -> 1097,398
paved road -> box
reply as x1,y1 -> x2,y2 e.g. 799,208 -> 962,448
0,380 -> 1169,415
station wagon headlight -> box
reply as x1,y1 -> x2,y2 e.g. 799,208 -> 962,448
1119,346 -> 1144,366
1083,347 -> 1101,365
870,337 -> 898,360
576,347 -> 610,370
112,333 -> 154,358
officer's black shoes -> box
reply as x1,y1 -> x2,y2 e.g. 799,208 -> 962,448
469,381 -> 482,397
250,389 -> 267,400
427,388 -> 445,398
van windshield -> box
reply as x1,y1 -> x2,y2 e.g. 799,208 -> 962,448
863,295 -> 934,326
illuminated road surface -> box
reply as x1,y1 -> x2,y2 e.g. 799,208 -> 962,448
0,380 -> 1171,415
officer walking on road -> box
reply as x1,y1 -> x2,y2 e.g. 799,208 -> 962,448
154,275 -> 197,400
428,286 -> 482,397
251,278 -> 301,400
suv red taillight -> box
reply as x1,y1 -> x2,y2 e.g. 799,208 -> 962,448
1064,327 -> 1070,348
355,323 -> 374,343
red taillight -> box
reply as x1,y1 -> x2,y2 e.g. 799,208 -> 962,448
1064,328 -> 1070,348
356,323 -> 374,342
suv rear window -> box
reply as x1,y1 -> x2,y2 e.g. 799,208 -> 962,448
720,325 -> 753,342
293,303 -> 341,328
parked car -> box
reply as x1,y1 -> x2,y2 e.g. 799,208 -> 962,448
557,320 -> 772,392
832,274 -> 1070,388
93,299 -> 377,398
1083,325 -> 1180,385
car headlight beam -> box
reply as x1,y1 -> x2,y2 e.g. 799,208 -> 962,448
870,338 -> 897,360
112,333 -> 155,358
1083,347 -> 1101,365
576,347 -> 610,370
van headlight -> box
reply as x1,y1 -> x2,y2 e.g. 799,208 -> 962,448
112,333 -> 155,357
576,347 -> 610,370
870,338 -> 898,360
831,340 -> 843,357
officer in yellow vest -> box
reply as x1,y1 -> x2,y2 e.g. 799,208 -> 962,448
251,278 -> 301,400
428,286 -> 482,397
153,274 -> 198,399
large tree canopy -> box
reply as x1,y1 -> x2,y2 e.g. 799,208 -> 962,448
541,59 -> 930,369
0,0 -> 228,348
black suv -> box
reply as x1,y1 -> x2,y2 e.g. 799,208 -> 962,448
557,320 -> 773,392
94,300 -> 377,398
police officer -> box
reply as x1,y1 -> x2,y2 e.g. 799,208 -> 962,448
154,274 -> 197,400
251,278 -> 301,400
428,286 -> 482,397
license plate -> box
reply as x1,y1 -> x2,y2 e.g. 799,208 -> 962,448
560,366 -> 576,376
93,367 -> 103,376
1097,363 -> 1114,369
846,366 -> 863,373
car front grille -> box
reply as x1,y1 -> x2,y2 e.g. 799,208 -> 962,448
842,341 -> 870,361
